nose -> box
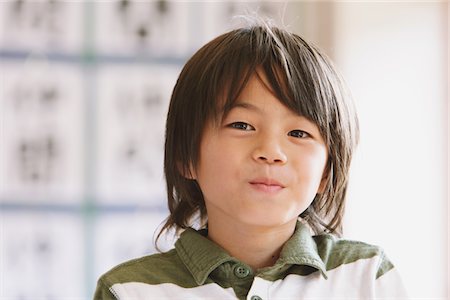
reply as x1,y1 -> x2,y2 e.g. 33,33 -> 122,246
252,138 -> 288,165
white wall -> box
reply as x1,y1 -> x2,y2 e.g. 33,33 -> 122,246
330,2 -> 447,299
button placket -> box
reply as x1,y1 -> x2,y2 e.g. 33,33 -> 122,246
247,276 -> 269,300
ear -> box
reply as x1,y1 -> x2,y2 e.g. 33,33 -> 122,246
177,161 -> 197,180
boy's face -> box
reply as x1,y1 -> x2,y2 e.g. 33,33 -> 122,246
191,72 -> 328,229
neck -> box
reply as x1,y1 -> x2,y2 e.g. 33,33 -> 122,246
206,216 -> 297,270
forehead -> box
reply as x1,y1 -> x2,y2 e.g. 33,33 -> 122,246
228,72 -> 300,117
217,68 -> 297,119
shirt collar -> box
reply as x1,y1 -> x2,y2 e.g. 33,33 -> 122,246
175,228 -> 238,285
277,221 -> 328,279
175,221 -> 328,285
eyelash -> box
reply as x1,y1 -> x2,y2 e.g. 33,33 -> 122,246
288,130 -> 310,139
228,122 -> 255,131
228,122 -> 310,138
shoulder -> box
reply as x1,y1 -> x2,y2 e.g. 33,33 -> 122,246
98,248 -> 193,287
313,234 -> 394,278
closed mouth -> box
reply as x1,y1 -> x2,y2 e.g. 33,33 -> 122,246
249,178 -> 285,192
249,178 -> 285,187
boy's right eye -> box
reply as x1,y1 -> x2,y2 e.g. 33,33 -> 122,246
228,122 -> 255,131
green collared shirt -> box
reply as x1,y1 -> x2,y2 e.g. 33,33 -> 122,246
94,222 -> 407,300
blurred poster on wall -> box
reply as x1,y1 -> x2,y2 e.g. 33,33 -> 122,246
95,65 -> 180,205
94,0 -> 190,57
0,60 -> 85,203
0,1 -> 84,54
0,212 -> 85,300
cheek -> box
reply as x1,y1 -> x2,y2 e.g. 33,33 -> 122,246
312,151 -> 328,179
200,140 -> 231,170
294,147 -> 328,186
303,142 -> 327,163
197,139 -> 240,189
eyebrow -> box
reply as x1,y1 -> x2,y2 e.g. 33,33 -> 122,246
228,101 -> 262,113
229,101 -> 301,120
224,100 -> 321,136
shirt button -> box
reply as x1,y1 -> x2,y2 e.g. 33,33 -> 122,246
233,264 -> 250,278
250,296 -> 263,300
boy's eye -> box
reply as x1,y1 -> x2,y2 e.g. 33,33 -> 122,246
229,122 -> 255,131
288,130 -> 310,138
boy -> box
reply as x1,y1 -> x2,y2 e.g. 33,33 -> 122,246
94,22 -> 407,299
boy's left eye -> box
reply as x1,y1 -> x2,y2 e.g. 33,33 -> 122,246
288,130 -> 310,138
229,122 -> 255,131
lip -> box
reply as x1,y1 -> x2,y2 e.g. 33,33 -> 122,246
248,178 -> 285,193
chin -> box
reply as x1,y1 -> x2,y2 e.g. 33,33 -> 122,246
238,212 -> 298,229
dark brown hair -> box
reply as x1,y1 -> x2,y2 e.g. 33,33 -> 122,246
158,22 -> 359,243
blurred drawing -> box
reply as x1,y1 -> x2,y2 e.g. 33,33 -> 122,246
0,0 -> 83,53
0,62 -> 84,202
95,66 -> 179,204
16,134 -> 59,184
0,212 -> 85,300
94,0 -> 190,56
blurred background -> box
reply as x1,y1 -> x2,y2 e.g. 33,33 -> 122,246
0,1 -> 447,299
